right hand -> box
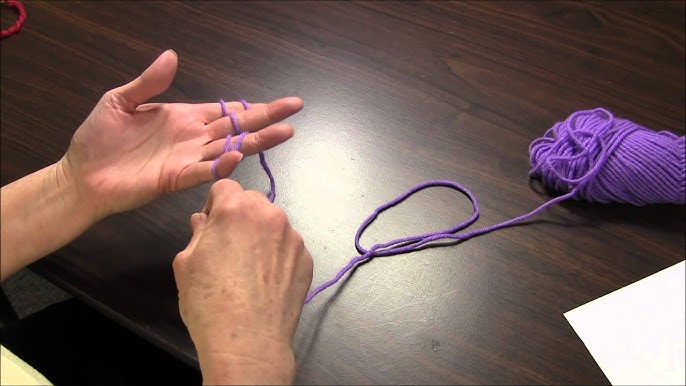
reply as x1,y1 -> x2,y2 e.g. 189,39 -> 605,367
173,179 -> 313,385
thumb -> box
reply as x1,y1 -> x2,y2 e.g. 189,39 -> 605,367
111,49 -> 178,111
185,212 -> 208,253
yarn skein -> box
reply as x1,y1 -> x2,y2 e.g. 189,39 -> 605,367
530,108 -> 685,205
213,104 -> 685,303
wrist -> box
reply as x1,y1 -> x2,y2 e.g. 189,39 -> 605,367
1,160 -> 101,280
196,333 -> 295,385
55,156 -> 106,223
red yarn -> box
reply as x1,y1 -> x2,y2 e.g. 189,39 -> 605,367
1,0 -> 26,39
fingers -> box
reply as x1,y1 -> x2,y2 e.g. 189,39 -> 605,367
206,97 -> 303,139
175,151 -> 243,192
185,212 -> 208,252
110,50 -> 178,111
195,101 -> 247,123
201,123 -> 294,161
202,178 -> 245,215
173,211 -> 208,276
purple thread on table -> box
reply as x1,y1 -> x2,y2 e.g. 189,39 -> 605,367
303,108 -> 685,303
212,99 -> 276,202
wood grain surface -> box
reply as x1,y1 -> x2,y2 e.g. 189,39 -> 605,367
2,1 -> 684,384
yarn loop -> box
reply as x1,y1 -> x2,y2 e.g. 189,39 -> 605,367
212,99 -> 276,202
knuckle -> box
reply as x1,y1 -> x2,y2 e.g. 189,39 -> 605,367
269,206 -> 288,224
290,228 -> 304,246
209,179 -> 240,197
244,190 -> 266,202
101,90 -> 117,107
243,190 -> 275,210
102,90 -> 115,101
214,198 -> 241,217
102,90 -> 125,109
302,250 -> 314,280
251,130 -> 263,148
172,251 -> 189,272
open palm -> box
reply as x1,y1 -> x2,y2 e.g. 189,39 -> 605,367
61,50 -> 302,218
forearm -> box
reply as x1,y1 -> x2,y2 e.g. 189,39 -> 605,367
0,159 -> 97,281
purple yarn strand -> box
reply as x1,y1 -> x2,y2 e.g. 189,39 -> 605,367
211,160 -> 221,181
237,99 -> 276,202
223,134 -> 233,153
259,152 -> 276,202
220,99 -> 228,118
229,112 -> 241,134
304,108 -> 685,303
234,132 -> 247,151
304,183 -> 575,303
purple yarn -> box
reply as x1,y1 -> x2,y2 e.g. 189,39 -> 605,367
212,99 -> 276,202
304,108 -> 685,303
530,108 -> 685,205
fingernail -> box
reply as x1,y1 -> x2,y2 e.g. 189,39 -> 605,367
237,152 -> 244,162
168,49 -> 177,57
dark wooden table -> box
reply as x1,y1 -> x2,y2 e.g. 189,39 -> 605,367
2,1 -> 684,384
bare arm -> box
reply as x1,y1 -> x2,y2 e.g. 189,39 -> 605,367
0,160 -> 96,281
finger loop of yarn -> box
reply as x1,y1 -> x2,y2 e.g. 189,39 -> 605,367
223,134 -> 233,154
229,112 -> 241,135
213,99 -> 276,202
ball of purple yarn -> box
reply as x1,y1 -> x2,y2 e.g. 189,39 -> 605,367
529,108 -> 685,205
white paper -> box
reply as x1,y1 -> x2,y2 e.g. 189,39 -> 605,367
565,260 -> 685,386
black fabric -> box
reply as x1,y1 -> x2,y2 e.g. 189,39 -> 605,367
0,299 -> 201,385
0,287 -> 20,326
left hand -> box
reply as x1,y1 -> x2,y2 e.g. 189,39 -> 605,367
61,50 -> 302,219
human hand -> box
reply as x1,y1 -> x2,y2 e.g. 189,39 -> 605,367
60,50 -> 303,220
172,179 -> 313,385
